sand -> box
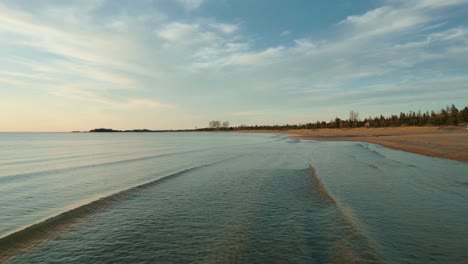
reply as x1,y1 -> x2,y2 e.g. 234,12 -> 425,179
238,126 -> 468,163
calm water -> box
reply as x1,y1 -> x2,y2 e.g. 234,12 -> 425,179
0,132 -> 466,263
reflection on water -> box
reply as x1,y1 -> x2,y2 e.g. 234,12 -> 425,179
0,133 -> 466,263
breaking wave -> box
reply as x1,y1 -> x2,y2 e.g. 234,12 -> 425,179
308,165 -> 384,263
0,148 -> 219,183
0,157 -> 234,263
308,165 -> 336,204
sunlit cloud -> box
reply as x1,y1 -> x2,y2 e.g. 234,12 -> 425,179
0,0 -> 467,131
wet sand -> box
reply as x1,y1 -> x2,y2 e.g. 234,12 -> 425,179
238,127 -> 468,163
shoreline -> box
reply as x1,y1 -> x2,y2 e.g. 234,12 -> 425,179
237,126 -> 468,163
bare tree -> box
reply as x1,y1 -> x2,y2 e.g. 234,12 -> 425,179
209,120 -> 221,129
221,121 -> 230,128
349,110 -> 359,127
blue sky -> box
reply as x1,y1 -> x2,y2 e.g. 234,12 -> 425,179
0,0 -> 467,131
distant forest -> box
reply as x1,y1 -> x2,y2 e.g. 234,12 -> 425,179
198,104 -> 468,131
89,128 -> 186,132
89,104 -> 467,132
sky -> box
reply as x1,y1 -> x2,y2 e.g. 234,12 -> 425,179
0,0 -> 467,131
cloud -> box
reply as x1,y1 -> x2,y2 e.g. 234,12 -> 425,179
0,4 -> 158,78
411,0 -> 468,9
51,85 -> 175,109
107,19 -> 128,32
174,0 -> 467,119
176,0 -> 205,11
394,26 -> 468,48
0,2 -> 178,118
210,23 -> 239,34
1,0 -> 467,130
156,22 -> 201,42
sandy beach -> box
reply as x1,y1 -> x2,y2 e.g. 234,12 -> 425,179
239,126 -> 468,163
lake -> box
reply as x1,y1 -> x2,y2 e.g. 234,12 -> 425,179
0,132 -> 466,263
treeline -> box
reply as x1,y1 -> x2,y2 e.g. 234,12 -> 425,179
217,104 -> 468,131
89,128 -> 187,132
361,104 -> 467,128
87,104 -> 467,133
90,128 -> 123,132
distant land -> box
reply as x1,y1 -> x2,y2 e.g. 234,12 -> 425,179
84,104 -> 468,162
88,128 -> 201,133
87,104 -> 467,132
90,128 -> 160,133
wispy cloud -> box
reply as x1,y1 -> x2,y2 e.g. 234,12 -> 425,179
0,0 -> 467,130
210,23 -> 239,34
0,2 -> 174,114
176,0 -> 205,11
50,85 -> 175,109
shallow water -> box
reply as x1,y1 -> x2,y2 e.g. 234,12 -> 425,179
0,132 -> 466,263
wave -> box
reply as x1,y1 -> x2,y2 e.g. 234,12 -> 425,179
356,143 -> 420,169
346,152 -> 384,172
0,141 -> 134,151
308,165 -> 336,204
367,164 -> 380,170
0,148 -> 214,183
285,138 -> 300,143
360,143 -> 424,169
0,157 -> 234,263
268,134 -> 289,142
0,151 -> 120,167
357,143 -> 386,158
308,165 -> 384,263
